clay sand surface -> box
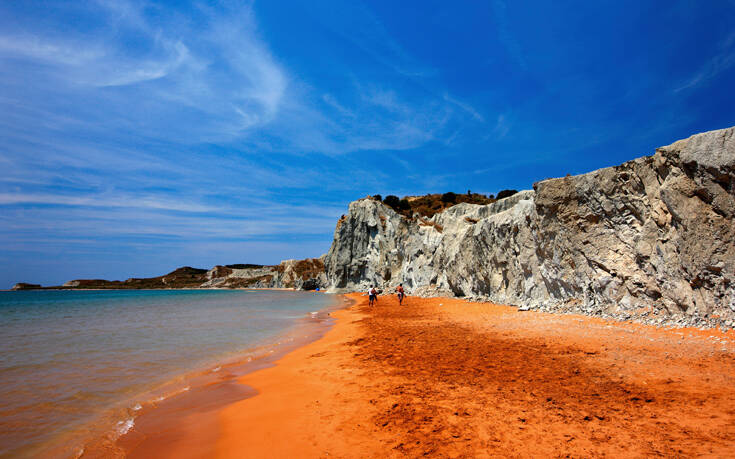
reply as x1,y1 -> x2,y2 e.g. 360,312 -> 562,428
214,293 -> 735,457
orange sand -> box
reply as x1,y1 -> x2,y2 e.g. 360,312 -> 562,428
142,294 -> 735,457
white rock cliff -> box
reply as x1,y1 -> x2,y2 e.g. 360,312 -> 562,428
324,127 -> 735,327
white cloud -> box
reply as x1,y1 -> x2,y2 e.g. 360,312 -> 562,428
492,114 -> 510,138
322,94 -> 356,118
0,35 -> 105,65
0,199 -> 342,240
0,0 -> 289,140
0,192 -> 217,213
675,32 -> 735,92
267,79 -> 480,155
443,94 -> 485,122
94,41 -> 192,87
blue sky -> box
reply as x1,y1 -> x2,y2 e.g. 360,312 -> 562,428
1,0 -> 734,287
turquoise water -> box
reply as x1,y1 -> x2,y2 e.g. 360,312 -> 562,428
0,289 -> 337,457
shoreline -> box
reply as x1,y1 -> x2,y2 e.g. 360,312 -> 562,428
124,292 -> 735,457
4,288 -> 731,333
15,291 -> 347,458
89,294 -> 353,458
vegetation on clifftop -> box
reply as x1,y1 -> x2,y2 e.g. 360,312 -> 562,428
374,190 -> 518,218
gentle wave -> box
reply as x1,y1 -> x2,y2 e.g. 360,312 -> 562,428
116,418 -> 135,436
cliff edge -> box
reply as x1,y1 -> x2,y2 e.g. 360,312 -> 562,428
324,126 -> 735,328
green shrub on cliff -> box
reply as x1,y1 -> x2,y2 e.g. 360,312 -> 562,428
496,189 -> 518,200
373,191 -> 495,218
383,195 -> 400,209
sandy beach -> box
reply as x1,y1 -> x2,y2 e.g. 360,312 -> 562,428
125,293 -> 735,457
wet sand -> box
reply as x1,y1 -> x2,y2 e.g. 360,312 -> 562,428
92,298 -> 345,458
145,294 -> 735,457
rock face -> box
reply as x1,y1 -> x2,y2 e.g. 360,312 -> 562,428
275,258 -> 328,290
34,259 -> 327,291
202,258 -> 327,290
324,127 -> 735,326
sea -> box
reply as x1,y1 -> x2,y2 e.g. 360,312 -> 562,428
0,289 -> 340,458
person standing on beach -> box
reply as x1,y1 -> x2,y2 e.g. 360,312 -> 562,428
368,286 -> 377,306
396,284 -> 405,305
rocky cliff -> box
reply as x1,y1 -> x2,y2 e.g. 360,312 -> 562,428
200,258 -> 327,290
324,127 -> 735,328
27,258 -> 327,291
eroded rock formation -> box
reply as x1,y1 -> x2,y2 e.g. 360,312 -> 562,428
201,258 -> 327,290
324,127 -> 735,327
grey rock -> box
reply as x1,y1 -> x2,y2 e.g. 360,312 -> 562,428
200,257 -> 327,290
324,126 -> 735,327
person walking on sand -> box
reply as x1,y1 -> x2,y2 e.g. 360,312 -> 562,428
396,283 -> 405,305
368,286 -> 377,306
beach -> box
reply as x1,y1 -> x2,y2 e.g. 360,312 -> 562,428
0,290 -> 340,458
123,293 -> 735,457
6,2 -> 735,458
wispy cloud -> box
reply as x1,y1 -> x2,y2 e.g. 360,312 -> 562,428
246,0 -> 487,155
321,94 -> 356,118
302,0 -> 435,79
0,0 -> 486,156
443,94 -> 485,122
0,192 -> 217,213
0,201 -> 343,241
0,11 -> 193,88
492,114 -> 510,138
0,0 -> 288,142
491,0 -> 527,70
0,35 -> 105,65
95,41 -> 192,87
675,32 -> 735,92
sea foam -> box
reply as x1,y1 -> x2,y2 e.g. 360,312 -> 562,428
116,418 -> 135,436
